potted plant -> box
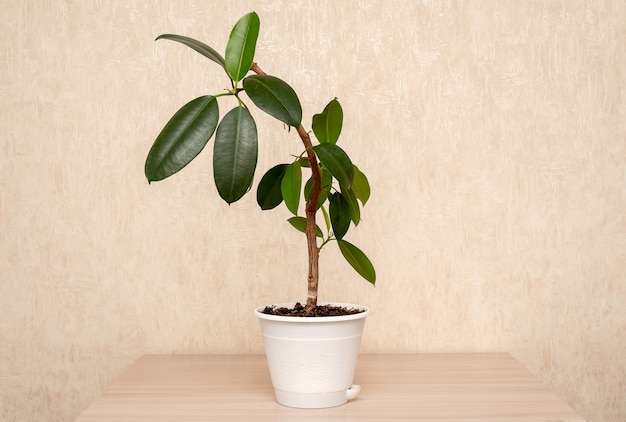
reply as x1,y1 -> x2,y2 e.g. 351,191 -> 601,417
145,11 -> 376,408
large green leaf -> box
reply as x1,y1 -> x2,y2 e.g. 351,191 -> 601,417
257,164 -> 288,210
312,143 -> 354,189
281,161 -> 302,215
337,239 -> 376,285
351,165 -> 371,205
243,75 -> 302,127
287,216 -> 323,238
225,12 -> 260,82
156,34 -> 225,69
213,106 -> 258,203
145,96 -> 219,182
329,192 -> 351,239
312,98 -> 343,144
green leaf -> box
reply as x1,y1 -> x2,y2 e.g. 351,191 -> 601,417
281,161 -> 302,215
213,106 -> 258,203
341,188 -> 361,226
320,205 -> 331,234
145,96 -> 219,182
298,157 -> 311,168
257,164 -> 288,210
351,165 -> 371,205
312,143 -> 354,189
312,98 -> 343,144
243,75 -> 302,127
156,34 -> 225,69
329,192 -> 351,239
337,239 -> 376,285
287,216 -> 323,238
304,168 -> 332,208
225,12 -> 260,82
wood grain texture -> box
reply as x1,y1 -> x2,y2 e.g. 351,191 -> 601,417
1,1 -> 624,422
73,354 -> 584,422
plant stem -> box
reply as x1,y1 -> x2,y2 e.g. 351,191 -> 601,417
297,124 -> 322,312
250,63 -> 321,313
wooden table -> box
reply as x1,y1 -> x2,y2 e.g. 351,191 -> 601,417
74,353 -> 584,421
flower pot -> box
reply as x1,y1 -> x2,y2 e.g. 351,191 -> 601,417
254,302 -> 369,408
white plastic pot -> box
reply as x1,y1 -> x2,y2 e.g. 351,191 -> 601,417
254,302 -> 369,408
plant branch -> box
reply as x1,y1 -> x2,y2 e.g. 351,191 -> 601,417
250,62 -> 321,313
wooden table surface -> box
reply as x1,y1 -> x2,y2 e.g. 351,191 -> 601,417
74,353 -> 584,421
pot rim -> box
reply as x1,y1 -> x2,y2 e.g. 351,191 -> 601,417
254,301 -> 369,322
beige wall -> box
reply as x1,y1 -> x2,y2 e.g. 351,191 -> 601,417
1,1 -> 624,421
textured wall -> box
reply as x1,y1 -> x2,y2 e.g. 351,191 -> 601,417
1,1 -> 624,421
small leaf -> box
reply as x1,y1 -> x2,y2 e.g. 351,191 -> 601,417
304,168 -> 332,208
145,96 -> 219,182
257,164 -> 288,210
213,106 -> 258,204
225,12 -> 260,82
320,205 -> 331,234
337,239 -> 376,285
312,143 -> 354,189
281,161 -> 302,215
312,98 -> 343,144
287,216 -> 323,238
243,75 -> 302,127
341,188 -> 361,226
329,192 -> 351,239
351,165 -> 371,205
156,34 -> 225,69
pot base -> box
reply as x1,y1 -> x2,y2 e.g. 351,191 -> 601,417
274,384 -> 362,408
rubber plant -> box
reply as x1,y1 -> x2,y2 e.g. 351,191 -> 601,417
145,12 -> 375,314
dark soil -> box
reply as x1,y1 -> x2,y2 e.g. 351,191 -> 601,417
260,302 -> 365,317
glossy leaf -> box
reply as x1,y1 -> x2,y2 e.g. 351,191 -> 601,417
312,143 -> 354,189
225,12 -> 260,82
257,164 -> 288,210
281,161 -> 302,215
145,96 -> 219,182
213,106 -> 258,203
287,216 -> 323,238
351,165 -> 371,205
156,34 -> 225,69
243,75 -> 302,127
329,192 -> 351,239
312,98 -> 343,144
337,239 -> 376,285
